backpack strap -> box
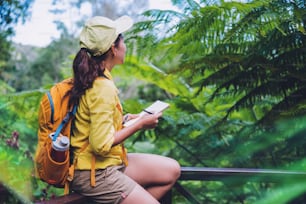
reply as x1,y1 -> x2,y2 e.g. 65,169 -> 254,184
52,104 -> 78,141
64,140 -> 89,195
91,155 -> 96,187
46,92 -> 55,124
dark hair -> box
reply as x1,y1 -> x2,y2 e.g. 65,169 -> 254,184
69,34 -> 123,107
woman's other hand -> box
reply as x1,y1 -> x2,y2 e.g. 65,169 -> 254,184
123,113 -> 139,124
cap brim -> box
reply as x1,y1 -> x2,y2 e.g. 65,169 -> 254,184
114,16 -> 133,35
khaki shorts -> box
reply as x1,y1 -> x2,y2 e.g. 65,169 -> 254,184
71,165 -> 136,204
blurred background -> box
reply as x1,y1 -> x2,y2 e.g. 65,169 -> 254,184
0,0 -> 306,203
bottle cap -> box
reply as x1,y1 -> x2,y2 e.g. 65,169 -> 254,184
52,136 -> 69,152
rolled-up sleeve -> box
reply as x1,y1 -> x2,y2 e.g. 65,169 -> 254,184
86,80 -> 116,155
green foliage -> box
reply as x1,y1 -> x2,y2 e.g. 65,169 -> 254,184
0,87 -> 68,202
26,37 -> 77,90
0,146 -> 33,203
135,0 -> 306,125
0,84 -> 46,202
0,0 -> 34,95
0,0 -> 34,62
125,0 -> 306,202
1,0 -> 306,203
4,44 -> 40,92
121,56 -> 306,202
1,36 -> 76,92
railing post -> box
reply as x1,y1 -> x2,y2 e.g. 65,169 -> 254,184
160,189 -> 172,204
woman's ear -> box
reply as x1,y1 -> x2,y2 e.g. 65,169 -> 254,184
111,44 -> 117,57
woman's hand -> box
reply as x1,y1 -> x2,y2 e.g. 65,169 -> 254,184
139,112 -> 163,129
114,112 -> 162,145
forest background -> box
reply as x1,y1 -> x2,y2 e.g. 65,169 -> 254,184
1,0 -> 306,203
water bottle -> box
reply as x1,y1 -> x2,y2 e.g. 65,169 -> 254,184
49,133 -> 69,163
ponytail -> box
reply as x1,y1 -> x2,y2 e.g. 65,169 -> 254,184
69,48 -> 106,107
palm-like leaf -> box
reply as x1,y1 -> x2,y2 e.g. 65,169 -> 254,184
134,0 -> 306,126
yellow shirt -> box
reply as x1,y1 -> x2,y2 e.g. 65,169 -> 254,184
71,69 -> 127,170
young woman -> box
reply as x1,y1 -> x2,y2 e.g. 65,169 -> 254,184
69,16 -> 181,204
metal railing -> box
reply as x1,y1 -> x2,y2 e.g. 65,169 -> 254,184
161,167 -> 306,204
31,166 -> 306,203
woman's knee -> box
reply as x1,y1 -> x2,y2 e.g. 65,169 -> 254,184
126,153 -> 181,184
156,156 -> 181,184
167,158 -> 181,182
149,154 -> 181,182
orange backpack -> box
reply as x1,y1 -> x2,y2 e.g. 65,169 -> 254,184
34,78 -> 77,193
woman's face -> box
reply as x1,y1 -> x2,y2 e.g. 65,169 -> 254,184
114,37 -> 127,65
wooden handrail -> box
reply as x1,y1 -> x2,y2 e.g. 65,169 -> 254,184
32,167 -> 306,204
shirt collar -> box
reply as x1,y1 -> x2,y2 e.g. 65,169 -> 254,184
104,68 -> 113,80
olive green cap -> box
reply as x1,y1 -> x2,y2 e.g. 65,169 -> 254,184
80,15 -> 133,56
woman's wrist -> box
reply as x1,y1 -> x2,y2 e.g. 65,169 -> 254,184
123,114 -> 131,124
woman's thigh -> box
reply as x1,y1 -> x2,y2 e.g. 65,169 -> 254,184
124,153 -> 181,187
120,184 -> 159,204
